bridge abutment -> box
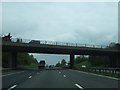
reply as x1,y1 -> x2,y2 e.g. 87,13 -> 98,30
109,54 -> 120,68
8,52 -> 17,69
70,54 -> 74,69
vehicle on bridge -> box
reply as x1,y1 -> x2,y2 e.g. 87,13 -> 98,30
29,40 -> 40,44
38,60 -> 46,69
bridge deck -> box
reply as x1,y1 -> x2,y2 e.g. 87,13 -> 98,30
2,41 -> 119,55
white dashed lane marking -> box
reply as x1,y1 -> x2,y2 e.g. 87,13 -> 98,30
75,83 -> 84,90
63,75 -> 66,78
7,85 -> 17,90
59,72 -> 61,74
28,76 -> 32,79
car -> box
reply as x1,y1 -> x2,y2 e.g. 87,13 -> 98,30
38,60 -> 46,69
29,40 -> 40,44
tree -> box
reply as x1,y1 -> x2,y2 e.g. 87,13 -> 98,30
55,59 -> 67,67
61,59 -> 66,67
16,38 -> 22,43
89,55 -> 109,67
17,53 -> 38,66
74,55 -> 88,64
107,42 -> 120,49
56,61 -> 61,67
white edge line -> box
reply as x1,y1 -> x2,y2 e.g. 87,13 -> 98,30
7,85 -> 17,90
69,69 -> 119,80
75,84 -> 84,90
2,71 -> 25,77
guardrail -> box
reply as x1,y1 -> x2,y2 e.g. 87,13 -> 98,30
79,67 -> 120,78
1,37 -> 108,49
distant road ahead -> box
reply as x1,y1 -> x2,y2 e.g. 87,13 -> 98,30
2,69 -> 119,90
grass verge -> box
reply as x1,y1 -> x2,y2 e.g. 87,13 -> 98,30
17,63 -> 38,70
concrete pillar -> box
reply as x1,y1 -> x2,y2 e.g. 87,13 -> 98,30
109,54 -> 118,68
8,52 -> 17,69
70,54 -> 74,69
116,54 -> 120,68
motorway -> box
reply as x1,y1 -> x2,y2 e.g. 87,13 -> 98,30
2,68 -> 120,90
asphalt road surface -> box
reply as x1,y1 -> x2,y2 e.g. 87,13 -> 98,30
2,68 -> 120,90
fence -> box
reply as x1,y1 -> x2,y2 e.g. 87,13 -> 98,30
2,37 -> 108,49
79,67 -> 120,78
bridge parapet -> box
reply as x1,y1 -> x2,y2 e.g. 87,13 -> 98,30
1,37 -> 109,49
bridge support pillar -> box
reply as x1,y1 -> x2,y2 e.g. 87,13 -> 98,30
109,54 -> 119,68
8,52 -> 17,69
70,54 -> 74,69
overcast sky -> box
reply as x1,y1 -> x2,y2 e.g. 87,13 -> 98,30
2,2 -> 118,65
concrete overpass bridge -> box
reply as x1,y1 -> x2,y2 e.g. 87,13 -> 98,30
2,37 -> 120,69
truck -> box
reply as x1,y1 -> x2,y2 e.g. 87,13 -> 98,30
38,60 -> 46,69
